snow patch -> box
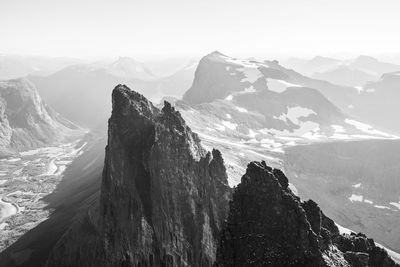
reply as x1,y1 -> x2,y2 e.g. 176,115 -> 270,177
225,95 -> 233,101
345,119 -> 394,137
221,120 -> 237,130
374,205 -> 391,210
214,124 -> 226,131
247,129 -> 257,138
274,107 -> 316,125
236,106 -> 248,113
389,202 -> 400,210
332,125 -> 345,133
267,79 -> 302,93
349,194 -> 363,202
364,199 -> 373,204
355,86 -> 364,93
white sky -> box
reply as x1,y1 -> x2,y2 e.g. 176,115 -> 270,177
1,0 -> 400,59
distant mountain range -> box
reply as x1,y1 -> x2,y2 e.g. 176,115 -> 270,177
180,52 -> 395,168
29,57 -> 196,128
0,55 -> 82,80
0,78 -> 80,157
0,85 -> 397,267
1,51 -> 400,266
283,55 -> 400,87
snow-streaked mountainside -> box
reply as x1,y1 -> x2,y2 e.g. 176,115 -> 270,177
29,57 -> 196,128
183,51 -> 358,119
1,86 -> 398,267
174,52 -> 399,184
0,78 -> 81,156
171,52 -> 400,258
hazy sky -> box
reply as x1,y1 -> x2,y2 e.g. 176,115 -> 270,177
1,0 -> 400,59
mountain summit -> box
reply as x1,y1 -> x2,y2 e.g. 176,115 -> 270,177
216,161 -> 399,267
46,85 -> 231,266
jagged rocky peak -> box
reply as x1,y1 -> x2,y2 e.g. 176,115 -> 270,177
216,161 -> 399,267
46,84 -> 231,267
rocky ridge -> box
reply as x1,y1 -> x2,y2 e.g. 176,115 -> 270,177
45,85 -> 231,266
216,161 -> 399,267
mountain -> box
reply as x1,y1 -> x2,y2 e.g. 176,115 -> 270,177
350,56 -> 400,77
347,71 -> 400,133
0,78 -> 80,156
215,161 -> 399,267
0,55 -> 81,80
102,56 -> 156,80
312,66 -> 377,87
0,85 -> 398,266
29,58 -> 196,128
283,56 -> 342,76
284,139 -> 400,253
143,57 -> 198,77
183,51 -> 357,119
173,51 -> 400,254
43,85 -> 231,266
177,52 -> 396,184
284,55 -> 400,88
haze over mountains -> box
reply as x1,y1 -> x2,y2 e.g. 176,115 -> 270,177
1,85 -> 398,267
29,57 -> 197,128
283,55 -> 400,87
0,55 -> 83,80
0,50 -> 400,266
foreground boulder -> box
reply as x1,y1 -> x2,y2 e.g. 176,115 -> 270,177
216,161 -> 399,267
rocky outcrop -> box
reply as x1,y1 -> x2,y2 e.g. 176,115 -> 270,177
45,85 -> 231,266
216,161 -> 399,267
0,78 -> 79,155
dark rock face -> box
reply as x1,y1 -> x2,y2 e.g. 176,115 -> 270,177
46,85 -> 231,267
216,161 -> 399,267
216,161 -> 323,266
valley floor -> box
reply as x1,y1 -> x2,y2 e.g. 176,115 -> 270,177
0,139 -> 87,251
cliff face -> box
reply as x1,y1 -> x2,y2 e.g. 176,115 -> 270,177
0,78 -> 79,154
216,161 -> 399,267
46,85 -> 231,266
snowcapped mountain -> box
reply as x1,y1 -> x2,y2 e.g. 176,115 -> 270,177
1,86 -> 397,267
183,51 -> 357,119
29,58 -> 196,128
176,52 -> 398,184
281,56 -> 400,134
0,78 -> 80,157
